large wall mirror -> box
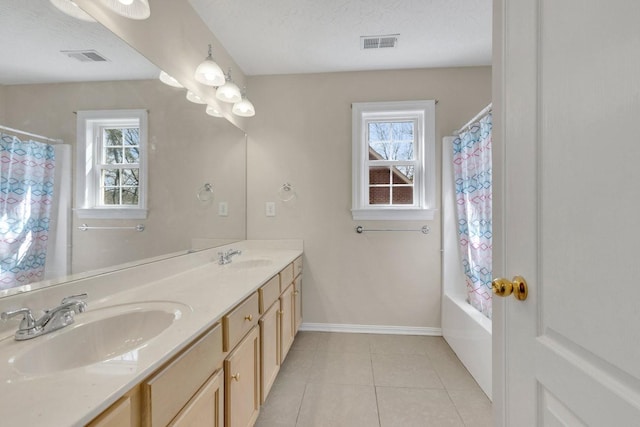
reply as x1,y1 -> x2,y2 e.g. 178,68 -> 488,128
0,1 -> 247,297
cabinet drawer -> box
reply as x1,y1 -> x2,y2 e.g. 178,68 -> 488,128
279,263 -> 294,293
293,256 -> 303,279
143,324 -> 223,427
87,395 -> 132,427
223,292 -> 260,352
258,275 -> 280,314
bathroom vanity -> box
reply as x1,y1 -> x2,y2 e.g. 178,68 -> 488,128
0,240 -> 303,427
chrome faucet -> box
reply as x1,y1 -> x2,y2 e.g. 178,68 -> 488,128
1,293 -> 88,341
218,248 -> 242,265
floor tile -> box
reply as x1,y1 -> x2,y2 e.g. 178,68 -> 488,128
297,383 -> 380,427
254,378 -> 306,427
371,353 -> 444,389
317,332 -> 371,354
369,334 -> 431,355
431,357 -> 481,391
278,350 -> 315,383
309,351 -> 374,385
290,331 -> 329,352
376,386 -> 464,427
448,387 -> 493,427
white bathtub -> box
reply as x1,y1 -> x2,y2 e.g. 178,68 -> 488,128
441,136 -> 492,400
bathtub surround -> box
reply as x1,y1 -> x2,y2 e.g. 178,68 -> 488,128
246,66 -> 492,332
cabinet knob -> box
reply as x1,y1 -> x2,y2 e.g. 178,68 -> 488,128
278,310 -> 284,316
231,372 -> 240,381
294,290 -> 299,296
244,314 -> 253,321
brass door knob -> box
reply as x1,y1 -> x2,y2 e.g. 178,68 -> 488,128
492,276 -> 528,301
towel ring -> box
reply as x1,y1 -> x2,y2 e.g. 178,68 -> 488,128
278,182 -> 296,202
197,183 -> 214,202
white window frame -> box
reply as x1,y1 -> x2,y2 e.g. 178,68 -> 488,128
75,109 -> 148,219
352,100 -> 436,221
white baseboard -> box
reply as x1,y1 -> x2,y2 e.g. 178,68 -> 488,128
299,322 -> 442,336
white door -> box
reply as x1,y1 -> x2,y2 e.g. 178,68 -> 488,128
494,0 -> 640,425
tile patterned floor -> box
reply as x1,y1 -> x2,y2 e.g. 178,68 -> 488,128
255,332 -> 492,427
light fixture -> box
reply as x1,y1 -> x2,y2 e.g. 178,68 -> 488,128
158,71 -> 183,88
216,69 -> 242,103
50,0 -> 96,22
186,90 -> 206,104
206,105 -> 224,118
194,45 -> 225,87
232,90 -> 256,117
98,0 -> 150,20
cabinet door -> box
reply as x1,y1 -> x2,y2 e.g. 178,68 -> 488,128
260,300 -> 281,404
293,276 -> 302,335
225,325 -> 260,427
169,369 -> 224,427
279,284 -> 295,363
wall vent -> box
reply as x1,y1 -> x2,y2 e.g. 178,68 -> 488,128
360,34 -> 399,50
61,50 -> 109,62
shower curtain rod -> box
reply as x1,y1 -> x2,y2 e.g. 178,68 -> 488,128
0,124 -> 63,144
453,103 -> 492,135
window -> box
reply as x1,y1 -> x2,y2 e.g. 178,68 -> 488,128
76,110 -> 148,219
352,100 -> 436,220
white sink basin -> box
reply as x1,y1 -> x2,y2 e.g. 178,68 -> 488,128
8,301 -> 189,375
230,258 -> 273,269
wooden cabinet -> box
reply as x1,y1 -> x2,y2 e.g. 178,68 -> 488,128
278,264 -> 294,293
259,301 -> 280,404
280,284 -> 295,363
143,324 -> 223,427
87,394 -> 135,427
258,275 -> 280,315
225,325 -> 261,427
169,369 -> 224,427
223,292 -> 260,352
293,275 -> 302,335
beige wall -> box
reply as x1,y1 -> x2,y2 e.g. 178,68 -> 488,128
246,67 -> 491,329
3,80 -> 246,275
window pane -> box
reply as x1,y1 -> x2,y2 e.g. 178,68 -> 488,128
121,168 -> 139,186
104,147 -> 123,164
103,129 -> 122,146
124,147 -> 139,164
102,169 -> 120,186
124,128 -> 140,146
121,187 -> 139,205
369,166 -> 390,184
368,121 -> 415,161
103,188 -> 119,205
393,166 -> 414,183
392,186 -> 414,204
369,187 -> 390,204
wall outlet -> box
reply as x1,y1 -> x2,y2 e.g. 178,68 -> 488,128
265,202 -> 276,217
218,201 -> 228,216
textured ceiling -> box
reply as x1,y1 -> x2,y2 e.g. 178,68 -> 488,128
189,0 -> 493,76
0,0 -> 158,85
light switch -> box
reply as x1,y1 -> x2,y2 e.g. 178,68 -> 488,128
218,201 -> 228,216
265,202 -> 276,217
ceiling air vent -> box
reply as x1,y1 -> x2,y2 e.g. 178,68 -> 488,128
61,50 -> 109,62
360,34 -> 399,50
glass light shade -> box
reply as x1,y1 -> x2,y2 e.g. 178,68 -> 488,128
194,58 -> 225,86
232,97 -> 256,117
159,71 -> 183,88
216,81 -> 242,103
206,105 -> 224,118
186,90 -> 206,104
50,0 -> 96,22
99,0 -> 150,20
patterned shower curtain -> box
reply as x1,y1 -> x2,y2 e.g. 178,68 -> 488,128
453,114 -> 492,318
0,134 -> 55,289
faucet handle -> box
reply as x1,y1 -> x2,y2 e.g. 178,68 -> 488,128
61,293 -> 88,305
1,308 -> 37,330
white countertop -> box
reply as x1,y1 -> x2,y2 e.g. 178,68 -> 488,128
0,242 -> 302,426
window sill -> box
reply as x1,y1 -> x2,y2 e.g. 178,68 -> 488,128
351,208 -> 436,221
75,208 -> 148,220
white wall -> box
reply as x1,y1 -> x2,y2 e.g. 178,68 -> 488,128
246,67 -> 491,330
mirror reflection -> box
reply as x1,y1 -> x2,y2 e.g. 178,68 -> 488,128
0,1 -> 247,297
